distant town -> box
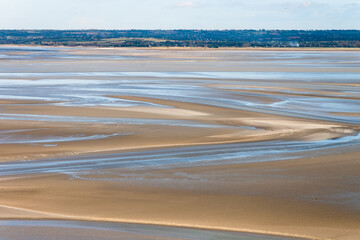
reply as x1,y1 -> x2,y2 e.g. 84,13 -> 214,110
1,30 -> 359,48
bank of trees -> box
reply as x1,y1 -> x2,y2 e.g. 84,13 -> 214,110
0,30 -> 359,48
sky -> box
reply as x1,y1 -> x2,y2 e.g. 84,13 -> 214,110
0,0 -> 359,30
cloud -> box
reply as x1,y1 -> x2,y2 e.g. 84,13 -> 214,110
175,1 -> 196,7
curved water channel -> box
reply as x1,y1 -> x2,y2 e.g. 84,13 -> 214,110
0,47 -> 359,239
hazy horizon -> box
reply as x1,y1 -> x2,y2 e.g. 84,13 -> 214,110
1,0 -> 360,30
1,28 -> 359,31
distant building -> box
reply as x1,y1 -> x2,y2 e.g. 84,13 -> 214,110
289,41 -> 300,47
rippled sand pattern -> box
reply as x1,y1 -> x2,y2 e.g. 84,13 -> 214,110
0,47 -> 359,240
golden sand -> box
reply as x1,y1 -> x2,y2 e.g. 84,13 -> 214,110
0,47 -> 359,239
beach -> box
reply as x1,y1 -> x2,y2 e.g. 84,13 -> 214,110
0,46 -> 359,239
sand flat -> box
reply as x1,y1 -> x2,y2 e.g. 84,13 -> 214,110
0,46 -> 359,239
0,220 -> 305,240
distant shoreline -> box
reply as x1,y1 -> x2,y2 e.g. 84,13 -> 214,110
2,30 -> 359,48
2,44 -> 360,51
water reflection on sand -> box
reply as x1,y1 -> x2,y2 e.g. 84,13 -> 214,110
0,47 -> 359,239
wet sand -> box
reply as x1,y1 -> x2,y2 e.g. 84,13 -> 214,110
0,46 -> 359,239
0,220 -> 303,240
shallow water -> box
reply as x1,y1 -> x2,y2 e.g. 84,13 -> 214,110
0,47 -> 359,239
0,134 -> 359,177
0,47 -> 359,173
0,220 -> 303,240
0,72 -> 359,123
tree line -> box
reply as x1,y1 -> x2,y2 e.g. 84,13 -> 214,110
0,30 -> 359,48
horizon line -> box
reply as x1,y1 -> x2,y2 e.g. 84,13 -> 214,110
1,29 -> 360,31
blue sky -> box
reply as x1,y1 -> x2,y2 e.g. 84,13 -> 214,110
1,0 -> 359,29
